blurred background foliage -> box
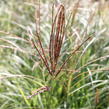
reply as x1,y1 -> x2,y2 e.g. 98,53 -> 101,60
0,0 -> 109,109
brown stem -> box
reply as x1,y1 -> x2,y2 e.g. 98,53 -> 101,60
55,37 -> 91,77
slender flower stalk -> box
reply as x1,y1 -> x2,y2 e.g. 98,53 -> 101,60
27,86 -> 51,99
49,5 -> 65,75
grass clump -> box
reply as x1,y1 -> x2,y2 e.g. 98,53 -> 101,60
0,0 -> 109,109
